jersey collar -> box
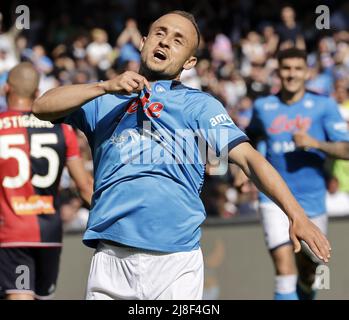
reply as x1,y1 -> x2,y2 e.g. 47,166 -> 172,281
150,80 -> 187,93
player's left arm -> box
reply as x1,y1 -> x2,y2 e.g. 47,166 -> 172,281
66,158 -> 94,207
228,142 -> 331,263
195,95 -> 330,262
293,98 -> 349,160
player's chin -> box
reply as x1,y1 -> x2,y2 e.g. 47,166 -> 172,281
148,61 -> 168,72
147,66 -> 173,79
285,84 -> 302,93
151,66 -> 168,74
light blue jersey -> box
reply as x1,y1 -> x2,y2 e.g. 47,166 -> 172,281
60,80 -> 248,252
247,91 -> 349,217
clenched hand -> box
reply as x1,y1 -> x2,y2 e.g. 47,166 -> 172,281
293,124 -> 319,150
100,71 -> 151,95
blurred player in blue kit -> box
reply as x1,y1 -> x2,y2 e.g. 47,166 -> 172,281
245,48 -> 349,300
33,12 -> 331,300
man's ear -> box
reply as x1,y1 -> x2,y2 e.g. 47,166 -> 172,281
33,89 -> 40,99
3,83 -> 10,94
183,56 -> 197,71
139,36 -> 147,51
276,67 -> 281,79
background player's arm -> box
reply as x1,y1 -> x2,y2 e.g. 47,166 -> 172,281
293,131 -> 349,160
228,142 -> 331,263
33,71 -> 151,122
66,157 -> 94,207
316,141 -> 349,159
293,98 -> 349,159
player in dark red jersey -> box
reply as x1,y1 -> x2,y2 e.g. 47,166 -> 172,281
0,62 -> 93,300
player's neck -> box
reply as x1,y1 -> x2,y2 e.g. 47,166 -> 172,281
285,21 -> 296,29
280,88 -> 305,105
7,96 -> 33,112
139,65 -> 180,83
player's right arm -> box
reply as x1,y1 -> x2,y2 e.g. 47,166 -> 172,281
33,71 -> 151,122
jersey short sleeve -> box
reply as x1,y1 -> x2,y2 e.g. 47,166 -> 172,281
195,95 -> 248,156
323,98 -> 349,142
61,98 -> 98,138
61,124 -> 81,160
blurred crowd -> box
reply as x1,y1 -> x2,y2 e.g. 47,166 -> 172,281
1,0 -> 349,228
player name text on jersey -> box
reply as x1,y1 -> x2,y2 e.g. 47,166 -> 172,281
0,114 -> 54,130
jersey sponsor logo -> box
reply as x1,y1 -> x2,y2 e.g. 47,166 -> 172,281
263,102 -> 279,111
0,114 -> 54,130
145,102 -> 164,118
10,195 -> 55,215
333,122 -> 348,132
304,100 -> 314,109
126,99 -> 139,114
272,141 -> 296,154
126,98 -> 164,118
209,114 -> 233,127
267,115 -> 312,134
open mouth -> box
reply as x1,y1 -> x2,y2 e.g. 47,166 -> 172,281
153,50 -> 167,61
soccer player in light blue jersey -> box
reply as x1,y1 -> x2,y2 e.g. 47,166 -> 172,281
33,12 -> 331,300
246,48 -> 349,300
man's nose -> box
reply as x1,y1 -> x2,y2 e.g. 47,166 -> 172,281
288,69 -> 298,78
159,36 -> 170,48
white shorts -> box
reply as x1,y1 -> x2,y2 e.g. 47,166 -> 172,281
85,241 -> 204,300
259,202 -> 328,256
